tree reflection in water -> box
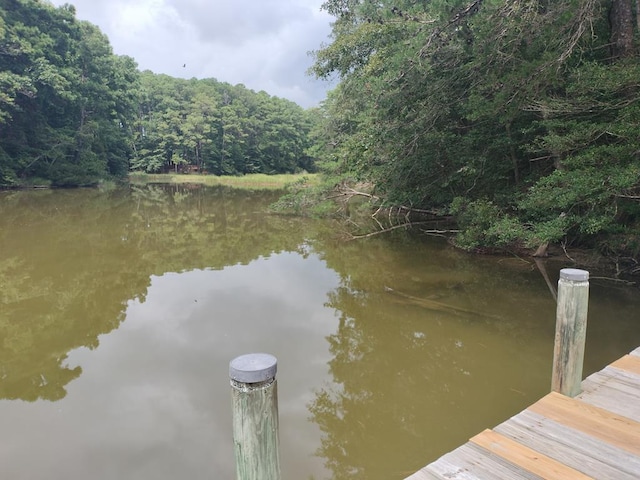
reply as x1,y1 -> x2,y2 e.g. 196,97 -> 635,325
0,185 -> 306,402
308,235 -> 640,480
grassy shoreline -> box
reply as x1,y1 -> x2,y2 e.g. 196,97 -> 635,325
128,172 -> 318,190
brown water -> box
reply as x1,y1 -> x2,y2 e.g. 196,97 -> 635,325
1,184 -> 639,480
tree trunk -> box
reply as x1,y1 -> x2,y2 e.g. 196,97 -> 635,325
533,242 -> 549,257
610,0 -> 634,58
505,122 -> 520,185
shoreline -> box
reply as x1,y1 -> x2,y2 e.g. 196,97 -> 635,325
0,172 -> 319,191
128,172 -> 318,190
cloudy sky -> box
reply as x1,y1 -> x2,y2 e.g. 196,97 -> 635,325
48,0 -> 336,108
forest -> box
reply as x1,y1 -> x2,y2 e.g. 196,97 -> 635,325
0,0 -> 315,188
1,0 -> 640,266
308,0 -> 640,267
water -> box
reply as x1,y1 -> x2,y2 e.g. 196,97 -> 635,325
1,184 -> 639,480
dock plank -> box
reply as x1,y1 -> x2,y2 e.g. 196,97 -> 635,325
495,410 -> 640,479
425,443 -> 539,480
610,354 -> 640,376
588,365 -> 640,391
469,429 -> 592,480
579,372 -> 640,422
527,392 -> 640,456
404,468 -> 443,480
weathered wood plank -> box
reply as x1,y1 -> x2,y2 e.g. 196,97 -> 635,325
581,367 -> 640,401
527,392 -> 640,456
425,450 -> 495,480
579,373 -> 640,422
610,354 -> 640,376
425,443 -> 539,480
495,410 -> 640,479
592,365 -> 640,388
403,467 -> 447,480
469,429 -> 593,479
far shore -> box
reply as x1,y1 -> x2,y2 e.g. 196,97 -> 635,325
128,172 -> 318,190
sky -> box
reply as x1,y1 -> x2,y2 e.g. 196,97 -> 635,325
48,0 -> 336,108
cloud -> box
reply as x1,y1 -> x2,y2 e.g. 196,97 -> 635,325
48,0 -> 335,107
168,0 -> 311,45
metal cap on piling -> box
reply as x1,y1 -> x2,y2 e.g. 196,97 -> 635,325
230,353 -> 278,384
560,268 -> 589,282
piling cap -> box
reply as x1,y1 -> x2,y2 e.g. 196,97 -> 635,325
560,268 -> 589,282
229,353 -> 278,383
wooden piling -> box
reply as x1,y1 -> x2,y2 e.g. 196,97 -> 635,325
229,353 -> 281,480
551,268 -> 589,397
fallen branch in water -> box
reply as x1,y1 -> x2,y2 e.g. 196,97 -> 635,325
330,184 -> 448,218
347,222 -> 459,240
327,183 -> 457,239
534,258 -> 558,302
420,228 -> 461,238
561,241 -> 576,263
326,185 -> 381,202
347,222 -> 426,239
384,286 -> 501,320
590,276 -> 636,286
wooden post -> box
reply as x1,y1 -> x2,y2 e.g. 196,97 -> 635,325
551,268 -> 589,397
229,353 -> 281,480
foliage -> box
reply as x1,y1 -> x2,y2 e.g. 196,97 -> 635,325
0,0 -> 139,186
269,176 -> 330,216
130,73 -> 317,176
450,198 -> 527,251
309,0 -> 640,256
0,1 -> 318,187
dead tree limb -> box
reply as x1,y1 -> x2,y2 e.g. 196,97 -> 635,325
384,285 -> 502,320
590,276 -> 636,286
348,222 -> 459,240
534,258 -> 558,302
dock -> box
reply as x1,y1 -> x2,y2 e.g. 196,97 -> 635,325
406,347 -> 640,479
405,268 -> 640,480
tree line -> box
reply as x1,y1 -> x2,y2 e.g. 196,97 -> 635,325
132,72 -> 315,176
0,0 -> 315,187
308,0 -> 640,265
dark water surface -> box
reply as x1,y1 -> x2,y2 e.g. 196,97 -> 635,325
1,185 -> 639,480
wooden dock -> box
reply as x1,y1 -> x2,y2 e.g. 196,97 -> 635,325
405,346 -> 640,479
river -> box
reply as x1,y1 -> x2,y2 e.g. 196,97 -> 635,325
1,184 -> 639,480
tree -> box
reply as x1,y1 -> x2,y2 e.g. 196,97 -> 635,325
310,0 -> 640,260
0,0 -> 139,186
131,74 -> 314,176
